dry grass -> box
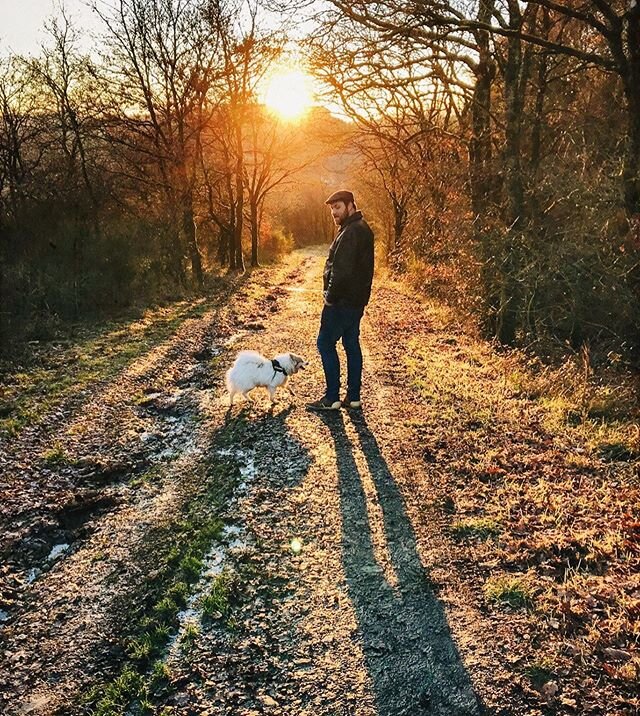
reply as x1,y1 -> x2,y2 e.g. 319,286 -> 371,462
403,324 -> 640,710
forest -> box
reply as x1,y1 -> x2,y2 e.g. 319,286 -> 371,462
1,0 -> 639,360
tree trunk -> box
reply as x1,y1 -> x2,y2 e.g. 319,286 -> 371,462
182,193 -> 204,289
621,5 -> 640,218
233,124 -> 245,272
496,0 -> 526,346
217,227 -> 229,266
165,206 -> 186,286
389,197 -> 407,270
470,0 -> 502,338
250,199 -> 259,267
228,214 -> 237,271
469,0 -> 496,230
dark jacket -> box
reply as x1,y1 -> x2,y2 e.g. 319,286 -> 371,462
323,211 -> 374,308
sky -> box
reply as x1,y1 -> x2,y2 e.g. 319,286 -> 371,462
0,0 -> 340,116
0,0 -> 99,56
0,0 -> 317,57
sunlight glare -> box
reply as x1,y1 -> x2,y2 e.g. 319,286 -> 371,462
263,70 -> 314,120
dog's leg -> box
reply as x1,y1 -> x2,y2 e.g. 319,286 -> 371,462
267,386 -> 277,405
242,391 -> 254,404
228,391 -> 236,407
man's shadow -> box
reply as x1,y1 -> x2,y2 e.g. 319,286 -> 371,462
318,410 -> 483,716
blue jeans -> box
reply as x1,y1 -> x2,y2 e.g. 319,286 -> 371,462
317,304 -> 364,402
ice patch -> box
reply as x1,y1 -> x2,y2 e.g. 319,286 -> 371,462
222,524 -> 246,550
239,456 -> 257,480
202,545 -> 226,579
166,540 -> 234,660
47,543 -> 69,561
26,567 -> 40,584
162,449 -> 256,661
222,524 -> 242,538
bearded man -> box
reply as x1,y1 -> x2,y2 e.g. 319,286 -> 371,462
307,190 -> 375,411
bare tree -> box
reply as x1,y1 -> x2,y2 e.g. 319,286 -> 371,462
0,59 -> 45,241
27,9 -> 104,313
95,0 -> 224,286
308,17 -> 466,264
243,103 -> 311,266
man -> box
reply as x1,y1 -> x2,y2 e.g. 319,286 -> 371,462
308,190 -> 375,411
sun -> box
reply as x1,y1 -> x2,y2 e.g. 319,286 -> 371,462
262,70 -> 315,120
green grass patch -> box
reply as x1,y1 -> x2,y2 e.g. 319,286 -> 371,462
126,625 -> 172,663
41,441 -> 75,466
179,554 -> 204,583
86,665 -> 150,716
201,569 -> 238,621
148,659 -> 171,692
166,581 -> 189,609
484,575 -> 534,609
179,622 -> 200,653
80,447 -> 242,714
451,517 -> 501,540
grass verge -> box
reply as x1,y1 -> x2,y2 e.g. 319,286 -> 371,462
81,423 -> 247,716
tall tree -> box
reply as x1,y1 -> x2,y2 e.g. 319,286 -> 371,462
95,0 -> 223,287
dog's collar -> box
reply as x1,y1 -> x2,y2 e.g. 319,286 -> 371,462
271,359 -> 288,378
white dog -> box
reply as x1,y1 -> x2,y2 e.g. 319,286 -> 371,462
226,350 -> 306,406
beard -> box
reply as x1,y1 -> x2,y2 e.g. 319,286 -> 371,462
333,208 -> 349,225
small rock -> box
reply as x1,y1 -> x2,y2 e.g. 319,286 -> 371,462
259,695 -> 279,707
603,648 -> 631,662
174,692 -> 190,707
540,680 -> 558,703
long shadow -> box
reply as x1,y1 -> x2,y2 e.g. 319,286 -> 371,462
319,410 -> 484,716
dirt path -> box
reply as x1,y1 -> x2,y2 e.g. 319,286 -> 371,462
1,248 -> 637,716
